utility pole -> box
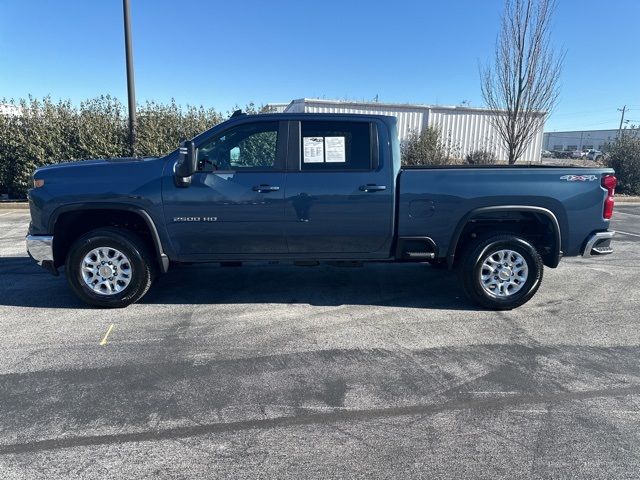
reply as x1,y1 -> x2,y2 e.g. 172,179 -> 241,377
618,105 -> 627,138
123,0 -> 137,156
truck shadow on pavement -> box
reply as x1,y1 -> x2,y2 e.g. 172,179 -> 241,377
0,256 -> 480,311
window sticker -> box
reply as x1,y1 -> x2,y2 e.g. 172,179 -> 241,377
324,136 -> 346,163
303,137 -> 324,163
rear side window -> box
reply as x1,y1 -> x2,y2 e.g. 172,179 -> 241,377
300,121 -> 371,171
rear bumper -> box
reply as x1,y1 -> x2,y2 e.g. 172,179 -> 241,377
26,235 -> 58,274
582,231 -> 615,256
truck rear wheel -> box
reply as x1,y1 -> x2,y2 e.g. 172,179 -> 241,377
66,228 -> 156,308
459,235 -> 543,310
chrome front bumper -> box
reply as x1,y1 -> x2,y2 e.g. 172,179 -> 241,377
582,231 -> 615,257
26,235 -> 54,266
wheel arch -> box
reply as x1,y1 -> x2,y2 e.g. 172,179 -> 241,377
49,203 -> 169,272
447,205 -> 562,269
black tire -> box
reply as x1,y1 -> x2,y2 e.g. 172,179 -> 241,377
459,235 -> 543,310
66,228 -> 156,308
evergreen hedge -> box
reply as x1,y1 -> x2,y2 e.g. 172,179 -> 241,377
605,133 -> 640,195
0,96 -> 266,198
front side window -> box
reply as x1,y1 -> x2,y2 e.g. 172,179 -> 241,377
197,121 -> 279,172
300,121 -> 371,171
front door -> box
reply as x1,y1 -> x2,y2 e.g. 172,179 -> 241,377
162,120 -> 287,258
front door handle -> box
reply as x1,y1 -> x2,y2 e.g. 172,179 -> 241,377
359,184 -> 387,192
253,184 -> 280,193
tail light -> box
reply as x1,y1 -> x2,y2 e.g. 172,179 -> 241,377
602,175 -> 616,219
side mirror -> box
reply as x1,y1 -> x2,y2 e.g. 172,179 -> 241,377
174,140 -> 197,187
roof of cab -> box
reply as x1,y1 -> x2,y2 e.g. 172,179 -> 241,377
192,112 -> 397,144
235,112 -> 396,122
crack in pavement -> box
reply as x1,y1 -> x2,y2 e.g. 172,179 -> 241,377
1,384 -> 638,456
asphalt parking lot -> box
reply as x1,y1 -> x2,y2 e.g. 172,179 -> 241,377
1,205 -> 639,479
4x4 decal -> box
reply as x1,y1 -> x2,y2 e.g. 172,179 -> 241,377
560,174 -> 598,182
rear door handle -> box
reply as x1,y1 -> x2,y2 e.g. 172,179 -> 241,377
252,184 -> 280,193
359,184 -> 387,192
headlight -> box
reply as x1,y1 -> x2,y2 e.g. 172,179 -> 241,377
33,179 -> 44,188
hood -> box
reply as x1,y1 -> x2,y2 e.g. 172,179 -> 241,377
30,155 -> 168,199
35,156 -> 159,174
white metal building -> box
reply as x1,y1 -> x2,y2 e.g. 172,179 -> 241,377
0,103 -> 21,116
543,128 -> 639,152
268,98 -> 545,162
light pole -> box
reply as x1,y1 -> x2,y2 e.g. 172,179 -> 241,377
618,105 -> 627,138
123,0 -> 137,156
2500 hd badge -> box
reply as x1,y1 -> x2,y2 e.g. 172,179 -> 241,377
172,216 -> 217,222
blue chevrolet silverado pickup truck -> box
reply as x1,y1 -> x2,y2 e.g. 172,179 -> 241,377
26,113 -> 616,309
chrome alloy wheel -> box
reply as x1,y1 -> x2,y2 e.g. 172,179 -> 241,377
80,247 -> 133,296
479,249 -> 528,297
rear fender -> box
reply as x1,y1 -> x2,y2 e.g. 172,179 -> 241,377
447,205 -> 562,268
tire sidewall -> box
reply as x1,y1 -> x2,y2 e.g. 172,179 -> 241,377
67,231 -> 148,307
467,237 -> 543,309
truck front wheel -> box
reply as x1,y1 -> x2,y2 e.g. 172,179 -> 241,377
66,228 -> 156,308
459,235 -> 543,310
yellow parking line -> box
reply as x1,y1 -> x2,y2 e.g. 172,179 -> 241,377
99,324 -> 115,346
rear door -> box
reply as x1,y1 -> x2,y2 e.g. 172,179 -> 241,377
283,119 -> 394,257
162,120 -> 287,257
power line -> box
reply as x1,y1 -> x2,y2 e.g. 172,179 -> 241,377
550,108 -> 626,117
547,120 -> 618,130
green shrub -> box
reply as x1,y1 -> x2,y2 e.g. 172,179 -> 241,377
0,97 -> 85,197
77,96 -> 128,159
0,96 -> 233,198
401,126 -> 460,166
136,100 -> 223,157
465,149 -> 497,165
605,133 -> 640,195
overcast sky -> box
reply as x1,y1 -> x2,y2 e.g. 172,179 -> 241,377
1,0 -> 638,131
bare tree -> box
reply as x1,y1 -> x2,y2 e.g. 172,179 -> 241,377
481,0 -> 563,164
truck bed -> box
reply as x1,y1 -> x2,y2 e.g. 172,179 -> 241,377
397,166 -> 613,258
